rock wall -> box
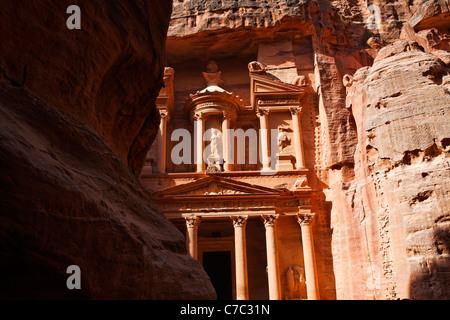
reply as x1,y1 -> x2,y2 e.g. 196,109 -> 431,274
0,0 -> 215,299
328,2 -> 450,299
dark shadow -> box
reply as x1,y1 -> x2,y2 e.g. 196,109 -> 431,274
0,245 -> 88,300
409,226 -> 450,300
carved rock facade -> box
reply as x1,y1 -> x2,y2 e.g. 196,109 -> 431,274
142,0 -> 450,300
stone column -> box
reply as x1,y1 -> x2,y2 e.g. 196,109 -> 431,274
290,107 -> 305,169
262,215 -> 281,300
297,213 -> 319,300
157,110 -> 169,173
194,112 -> 205,173
232,216 -> 249,300
185,216 -> 201,260
257,109 -> 271,170
222,112 -> 232,171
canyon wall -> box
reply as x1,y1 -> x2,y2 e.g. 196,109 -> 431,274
0,0 -> 215,299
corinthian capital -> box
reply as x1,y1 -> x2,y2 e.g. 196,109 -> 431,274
159,109 -> 169,119
185,215 -> 201,228
290,107 -> 303,116
262,214 -> 279,228
194,112 -> 204,121
297,213 -> 315,226
231,215 -> 248,228
256,109 -> 269,118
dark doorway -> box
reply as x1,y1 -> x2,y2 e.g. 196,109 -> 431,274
203,251 -> 233,300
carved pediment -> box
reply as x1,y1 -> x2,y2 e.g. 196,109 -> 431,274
249,73 -> 308,110
152,176 -> 283,198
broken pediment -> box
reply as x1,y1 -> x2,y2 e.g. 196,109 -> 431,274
249,66 -> 308,110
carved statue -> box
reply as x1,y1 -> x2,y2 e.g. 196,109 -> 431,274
277,126 -> 291,153
285,265 -> 306,299
210,128 -> 221,157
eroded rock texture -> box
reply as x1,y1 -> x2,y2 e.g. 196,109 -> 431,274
329,3 -> 450,299
0,0 -> 215,299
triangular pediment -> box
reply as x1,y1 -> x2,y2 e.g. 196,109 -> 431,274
152,176 -> 283,198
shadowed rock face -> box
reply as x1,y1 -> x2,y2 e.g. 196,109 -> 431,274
0,0 -> 215,299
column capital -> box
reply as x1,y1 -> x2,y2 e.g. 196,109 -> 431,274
231,215 -> 248,228
194,111 -> 206,121
256,108 -> 269,118
262,214 -> 279,228
290,107 -> 303,116
185,215 -> 202,228
159,109 -> 170,119
297,213 -> 315,226
223,111 -> 233,120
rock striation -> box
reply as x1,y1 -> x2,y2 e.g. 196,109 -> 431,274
0,0 -> 215,299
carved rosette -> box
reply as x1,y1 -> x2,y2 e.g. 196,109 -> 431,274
297,213 -> 315,226
185,215 -> 201,228
231,215 -> 248,228
262,214 -> 279,228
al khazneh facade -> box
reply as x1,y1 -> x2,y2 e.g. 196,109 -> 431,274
141,60 -> 322,300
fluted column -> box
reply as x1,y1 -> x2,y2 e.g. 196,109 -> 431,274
290,107 -> 305,169
262,215 -> 281,300
185,216 -> 201,260
257,109 -> 271,170
232,216 -> 249,300
194,112 -> 205,173
222,112 -> 232,171
157,110 -> 169,173
297,213 -> 319,300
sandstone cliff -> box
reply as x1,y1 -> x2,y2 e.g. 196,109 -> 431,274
329,2 -> 450,299
0,1 -> 215,299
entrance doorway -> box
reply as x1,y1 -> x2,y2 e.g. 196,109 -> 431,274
202,251 -> 233,300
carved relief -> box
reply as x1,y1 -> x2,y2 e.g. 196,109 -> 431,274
293,176 -> 310,190
248,61 -> 265,73
277,126 -> 292,153
286,265 -> 306,300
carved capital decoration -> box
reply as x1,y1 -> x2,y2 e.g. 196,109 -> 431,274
223,111 -> 233,121
231,215 -> 248,228
185,215 -> 201,228
194,112 -> 205,121
256,108 -> 269,118
159,109 -> 169,120
297,213 -> 315,226
262,214 -> 279,228
290,107 -> 303,116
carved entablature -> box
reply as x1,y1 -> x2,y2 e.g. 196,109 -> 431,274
151,176 -> 314,219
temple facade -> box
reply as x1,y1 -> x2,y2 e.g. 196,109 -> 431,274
141,59 -> 325,300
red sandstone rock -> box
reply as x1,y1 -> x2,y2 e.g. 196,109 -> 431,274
0,0 -> 215,299
339,44 -> 450,300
